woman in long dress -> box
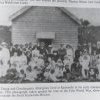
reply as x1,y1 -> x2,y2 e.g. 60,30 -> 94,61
1,43 -> 10,77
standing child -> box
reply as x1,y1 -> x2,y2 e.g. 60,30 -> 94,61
88,67 -> 98,81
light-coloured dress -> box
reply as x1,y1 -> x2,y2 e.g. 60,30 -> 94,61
1,47 -> 10,76
79,54 -> 90,78
18,54 -> 28,73
10,56 -> 20,72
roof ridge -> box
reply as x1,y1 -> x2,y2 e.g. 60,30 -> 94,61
9,6 -> 81,25
9,6 -> 32,20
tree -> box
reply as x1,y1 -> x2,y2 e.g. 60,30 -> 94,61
81,19 -> 90,28
78,19 -> 90,45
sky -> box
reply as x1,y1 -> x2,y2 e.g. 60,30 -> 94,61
0,6 -> 22,26
0,6 -> 100,26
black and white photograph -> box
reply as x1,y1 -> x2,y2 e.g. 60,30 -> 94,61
0,6 -> 100,83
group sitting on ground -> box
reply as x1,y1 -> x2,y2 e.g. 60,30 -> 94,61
0,41 -> 100,83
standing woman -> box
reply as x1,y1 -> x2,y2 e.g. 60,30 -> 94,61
1,42 -> 10,77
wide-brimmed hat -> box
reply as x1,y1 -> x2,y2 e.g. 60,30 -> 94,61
1,42 -> 7,47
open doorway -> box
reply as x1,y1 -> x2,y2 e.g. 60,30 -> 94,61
38,39 -> 52,48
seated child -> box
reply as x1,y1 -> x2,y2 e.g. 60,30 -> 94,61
18,69 -> 26,83
28,56 -> 38,71
48,56 -> 56,70
54,63 -> 64,81
52,51 -> 59,62
26,50 -> 32,64
44,65 -> 51,81
63,55 -> 71,71
18,52 -> 28,73
32,45 -> 40,57
44,66 -> 61,82
63,65 -> 71,81
56,58 -> 64,69
49,69 -> 59,82
71,60 -> 82,80
6,67 -> 19,83
37,55 -> 44,70
25,66 -> 37,82
35,67 -> 43,81
88,67 -> 98,81
79,50 -> 90,79
10,52 -> 20,72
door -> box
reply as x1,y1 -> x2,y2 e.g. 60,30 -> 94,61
39,39 -> 52,48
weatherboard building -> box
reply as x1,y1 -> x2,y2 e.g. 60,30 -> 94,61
10,6 -> 81,49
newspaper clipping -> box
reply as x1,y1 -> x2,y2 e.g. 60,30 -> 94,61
0,0 -> 100,100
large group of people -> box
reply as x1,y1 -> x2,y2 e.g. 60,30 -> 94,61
0,41 -> 100,83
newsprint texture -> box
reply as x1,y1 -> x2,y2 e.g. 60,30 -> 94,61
0,0 -> 100,100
